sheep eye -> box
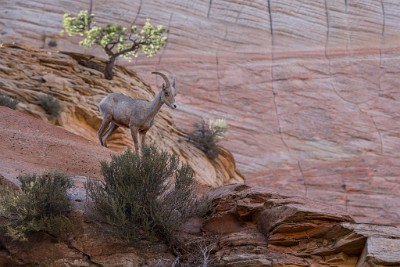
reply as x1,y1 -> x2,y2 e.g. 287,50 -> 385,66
165,92 -> 169,97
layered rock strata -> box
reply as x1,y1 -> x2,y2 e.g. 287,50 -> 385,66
1,179 -> 400,266
0,44 -> 243,186
202,184 -> 400,266
1,0 -> 400,226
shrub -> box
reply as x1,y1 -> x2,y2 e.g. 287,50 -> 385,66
172,239 -> 214,267
38,94 -> 62,118
0,172 -> 73,241
62,10 -> 167,80
0,94 -> 18,109
188,119 -> 228,160
48,40 -> 58,47
86,145 -> 208,244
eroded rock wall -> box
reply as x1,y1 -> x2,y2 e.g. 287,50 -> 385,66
203,184 -> 400,266
0,45 -> 243,186
1,0 -> 400,225
2,182 -> 400,266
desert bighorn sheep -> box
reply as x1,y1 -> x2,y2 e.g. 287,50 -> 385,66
97,72 -> 177,152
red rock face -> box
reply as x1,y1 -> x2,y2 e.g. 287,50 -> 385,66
1,1 -> 400,226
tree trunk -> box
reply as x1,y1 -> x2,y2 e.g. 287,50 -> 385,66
104,57 -> 116,80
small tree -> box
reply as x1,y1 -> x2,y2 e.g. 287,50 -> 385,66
62,10 -> 168,80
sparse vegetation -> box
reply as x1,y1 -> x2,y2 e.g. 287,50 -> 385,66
48,40 -> 58,47
0,172 -> 73,241
0,94 -> 18,109
62,10 -> 168,80
38,94 -> 62,118
85,145 -> 208,245
172,239 -> 214,267
188,119 -> 228,160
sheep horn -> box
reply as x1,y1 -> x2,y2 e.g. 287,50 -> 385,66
152,72 -> 171,89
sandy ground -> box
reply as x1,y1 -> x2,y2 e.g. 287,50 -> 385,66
0,106 -> 112,186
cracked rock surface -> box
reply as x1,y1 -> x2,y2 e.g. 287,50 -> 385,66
203,184 -> 400,266
2,172 -> 400,266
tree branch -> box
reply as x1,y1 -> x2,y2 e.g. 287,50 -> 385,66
114,42 -> 141,57
104,44 -> 115,57
108,40 -> 119,52
87,0 -> 93,30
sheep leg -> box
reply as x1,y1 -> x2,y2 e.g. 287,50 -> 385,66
140,131 -> 147,150
102,122 -> 118,146
130,127 -> 140,153
98,114 -> 112,147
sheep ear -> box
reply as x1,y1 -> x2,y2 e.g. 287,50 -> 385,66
162,84 -> 166,91
171,77 -> 177,95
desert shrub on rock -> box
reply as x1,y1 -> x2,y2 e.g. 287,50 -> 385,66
0,94 -> 18,109
188,119 -> 228,160
38,94 -> 62,118
0,172 -> 72,241
86,145 -> 208,245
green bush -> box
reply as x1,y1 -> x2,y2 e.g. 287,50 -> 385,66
188,119 -> 228,160
38,94 -> 62,118
86,145 -> 207,244
0,94 -> 18,109
0,172 -> 73,241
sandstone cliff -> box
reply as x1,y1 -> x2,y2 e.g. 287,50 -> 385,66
1,0 -> 400,226
1,0 -> 400,265
1,149 -> 400,267
0,43 -> 243,187
1,105 -> 400,266
0,44 -> 399,266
